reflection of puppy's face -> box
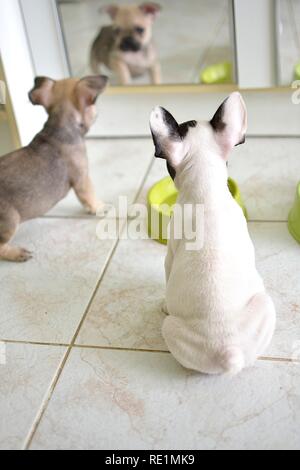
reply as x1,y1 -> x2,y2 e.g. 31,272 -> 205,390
104,3 -> 161,52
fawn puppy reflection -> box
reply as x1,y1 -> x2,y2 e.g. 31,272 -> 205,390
90,3 -> 161,85
0,75 -> 108,262
150,93 -> 276,375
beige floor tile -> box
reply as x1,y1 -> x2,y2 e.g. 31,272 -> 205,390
76,235 -> 166,350
30,347 -> 300,450
46,138 -> 154,217
0,218 -> 114,343
231,137 -> 300,222
0,343 -> 66,450
76,221 -> 300,361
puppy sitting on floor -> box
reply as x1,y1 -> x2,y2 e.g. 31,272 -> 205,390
90,2 -> 162,85
150,93 -> 276,375
0,75 -> 108,262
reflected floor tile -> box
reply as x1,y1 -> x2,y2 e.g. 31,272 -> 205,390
46,139 -> 154,217
77,222 -> 300,361
0,218 -> 114,343
0,343 -> 66,450
30,348 -> 300,450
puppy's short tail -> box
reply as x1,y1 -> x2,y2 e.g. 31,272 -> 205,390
221,347 -> 245,375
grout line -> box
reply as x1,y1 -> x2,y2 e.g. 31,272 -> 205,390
73,344 -> 170,354
258,356 -> 300,364
242,135 -> 300,139
2,338 -> 299,364
39,214 -> 101,220
73,345 -> 300,364
86,135 -> 152,141
22,348 -> 72,450
23,156 -> 155,450
37,215 -> 289,224
0,339 -> 69,348
86,134 -> 300,141
248,220 -> 288,224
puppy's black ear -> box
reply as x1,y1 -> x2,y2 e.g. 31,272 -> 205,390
150,127 -> 177,180
150,107 -> 185,180
29,77 -> 55,109
139,2 -> 161,19
76,75 -> 108,108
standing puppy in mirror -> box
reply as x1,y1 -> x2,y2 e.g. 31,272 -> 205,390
0,75 -> 107,262
150,93 -> 276,375
90,3 -> 162,85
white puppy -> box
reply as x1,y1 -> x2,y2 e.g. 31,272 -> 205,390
150,93 -> 276,375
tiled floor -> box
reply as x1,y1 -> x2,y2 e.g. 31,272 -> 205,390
0,133 -> 300,450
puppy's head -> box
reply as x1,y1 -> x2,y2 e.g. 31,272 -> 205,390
29,75 -> 108,135
104,3 -> 161,52
150,92 -> 247,186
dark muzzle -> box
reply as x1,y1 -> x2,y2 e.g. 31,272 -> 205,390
120,36 -> 141,52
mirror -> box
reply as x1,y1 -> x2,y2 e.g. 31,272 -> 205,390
277,0 -> 300,86
58,0 -> 236,86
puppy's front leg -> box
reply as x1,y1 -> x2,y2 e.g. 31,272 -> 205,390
73,176 -> 103,215
150,62 -> 161,85
111,59 -> 131,85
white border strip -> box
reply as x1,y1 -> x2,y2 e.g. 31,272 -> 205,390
234,0 -> 278,88
19,0 -> 70,79
0,0 -> 46,145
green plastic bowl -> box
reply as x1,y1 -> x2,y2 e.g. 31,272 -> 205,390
288,182 -> 300,244
148,176 -> 248,245
201,62 -> 233,85
295,63 -> 300,80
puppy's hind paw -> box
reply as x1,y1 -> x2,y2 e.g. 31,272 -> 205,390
0,246 -> 33,263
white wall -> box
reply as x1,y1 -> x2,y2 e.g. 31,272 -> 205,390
0,0 -> 46,146
90,89 -> 300,137
20,0 -> 69,79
